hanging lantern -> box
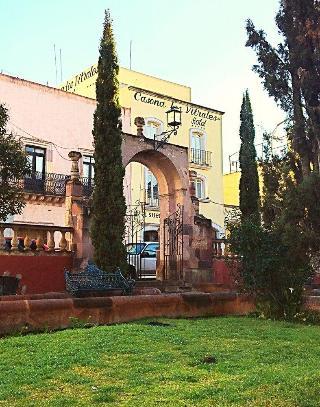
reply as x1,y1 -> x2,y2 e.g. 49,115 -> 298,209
166,104 -> 182,129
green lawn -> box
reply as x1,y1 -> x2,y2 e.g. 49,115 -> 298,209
0,317 -> 319,406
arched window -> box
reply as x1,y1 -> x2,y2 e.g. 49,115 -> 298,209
190,129 -> 206,150
144,117 -> 163,140
145,169 -> 159,207
194,177 -> 206,199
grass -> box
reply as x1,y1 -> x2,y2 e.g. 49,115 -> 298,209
0,317 -> 319,406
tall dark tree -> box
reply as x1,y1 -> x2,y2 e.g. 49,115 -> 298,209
239,90 -> 260,222
0,104 -> 30,221
246,0 -> 320,269
91,10 -> 127,271
246,0 -> 320,178
231,1 -> 320,319
260,132 -> 285,228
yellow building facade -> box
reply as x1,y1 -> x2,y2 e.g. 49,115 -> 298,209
60,65 -> 225,239
223,169 -> 265,209
223,172 -> 241,207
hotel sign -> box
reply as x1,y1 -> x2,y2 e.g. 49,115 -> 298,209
61,65 -> 98,92
145,211 -> 160,221
134,91 -> 220,129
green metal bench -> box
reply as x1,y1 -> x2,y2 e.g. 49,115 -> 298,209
64,264 -> 135,296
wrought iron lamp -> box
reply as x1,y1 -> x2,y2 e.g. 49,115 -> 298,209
154,103 -> 182,150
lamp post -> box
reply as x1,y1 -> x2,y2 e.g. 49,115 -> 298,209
154,103 -> 182,150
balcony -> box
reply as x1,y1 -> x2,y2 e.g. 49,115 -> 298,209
0,172 -> 94,200
146,195 -> 159,208
9,172 -> 95,198
190,149 -> 212,167
23,172 -> 69,196
80,177 -> 94,197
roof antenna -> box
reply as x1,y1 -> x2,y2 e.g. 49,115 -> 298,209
59,48 -> 63,82
130,40 -> 132,70
53,44 -> 58,85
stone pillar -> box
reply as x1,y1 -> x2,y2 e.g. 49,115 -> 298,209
156,191 -> 171,281
69,150 -> 81,179
176,170 -> 215,284
157,187 -> 193,282
189,170 -> 199,215
134,117 -> 145,137
65,151 -> 93,269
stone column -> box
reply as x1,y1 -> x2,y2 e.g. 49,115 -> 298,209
65,151 -> 82,228
183,169 -> 215,283
134,117 -> 145,137
156,191 -> 171,281
189,170 -> 199,215
65,151 -> 92,269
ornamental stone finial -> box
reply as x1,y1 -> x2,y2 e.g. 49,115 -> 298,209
68,151 -> 82,181
134,117 -> 145,137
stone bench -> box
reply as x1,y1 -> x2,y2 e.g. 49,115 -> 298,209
65,264 -> 135,296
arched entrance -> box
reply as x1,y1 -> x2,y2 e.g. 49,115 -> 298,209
68,132 -> 215,284
125,150 -> 186,280
122,133 -> 201,281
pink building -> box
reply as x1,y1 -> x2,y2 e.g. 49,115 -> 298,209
0,73 -> 131,227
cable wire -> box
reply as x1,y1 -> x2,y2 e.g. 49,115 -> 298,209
8,121 -> 71,160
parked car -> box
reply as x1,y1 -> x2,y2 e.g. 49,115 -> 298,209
126,242 -> 159,278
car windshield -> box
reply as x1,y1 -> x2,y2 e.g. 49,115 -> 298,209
126,243 -> 146,255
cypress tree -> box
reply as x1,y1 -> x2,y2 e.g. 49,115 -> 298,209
91,10 -> 127,272
260,132 -> 283,228
239,90 -> 260,222
246,0 -> 320,177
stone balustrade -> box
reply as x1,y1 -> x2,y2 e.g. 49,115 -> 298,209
213,239 -> 233,258
0,222 -> 74,253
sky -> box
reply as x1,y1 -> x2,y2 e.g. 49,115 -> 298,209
0,0 -> 285,172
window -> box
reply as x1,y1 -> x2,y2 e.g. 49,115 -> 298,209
144,229 -> 159,242
191,130 -> 205,151
82,155 -> 95,195
142,243 -> 159,258
194,177 -> 205,199
145,169 -> 159,207
24,146 -> 46,193
126,243 -> 146,255
83,155 -> 95,180
190,129 -> 211,166
144,118 -> 163,140
25,145 -> 45,175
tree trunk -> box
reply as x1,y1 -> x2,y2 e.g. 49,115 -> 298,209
291,72 -> 310,179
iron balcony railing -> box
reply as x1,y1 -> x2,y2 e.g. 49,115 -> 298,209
23,172 -> 69,196
190,149 -> 212,167
146,196 -> 159,207
5,172 -> 95,197
80,177 -> 94,197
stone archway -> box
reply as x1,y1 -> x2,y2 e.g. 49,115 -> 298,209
123,138 -> 191,217
122,133 -> 214,282
68,132 -> 215,283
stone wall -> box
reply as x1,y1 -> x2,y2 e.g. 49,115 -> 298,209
0,292 -> 255,335
0,254 -> 73,294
